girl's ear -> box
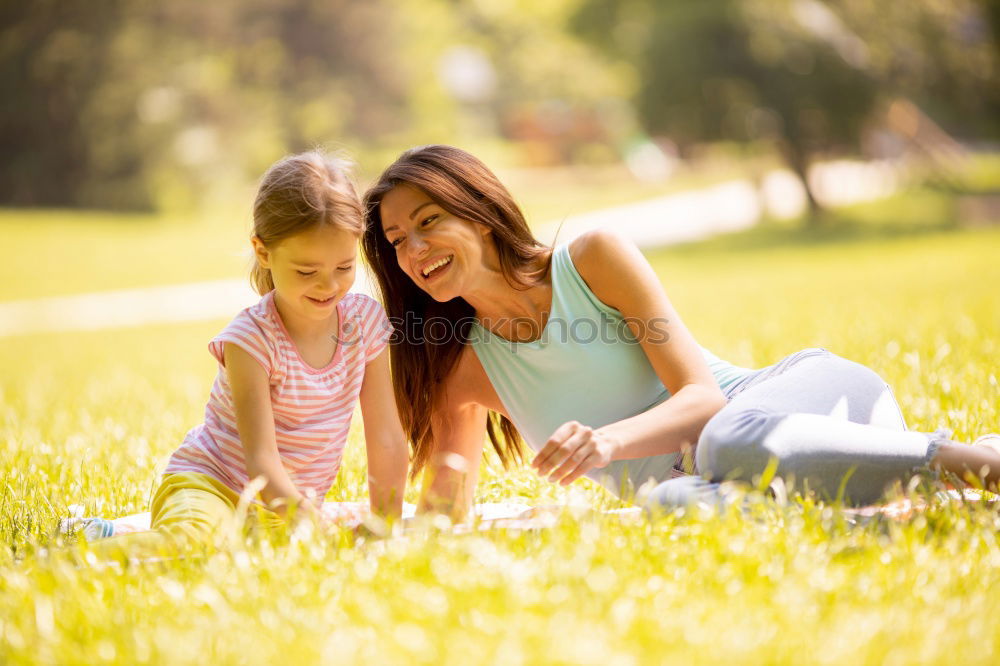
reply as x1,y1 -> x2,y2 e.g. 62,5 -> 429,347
251,235 -> 271,269
476,223 -> 492,238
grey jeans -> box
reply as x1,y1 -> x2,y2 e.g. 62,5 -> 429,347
646,348 -> 942,509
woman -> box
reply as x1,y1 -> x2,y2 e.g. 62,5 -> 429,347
361,144 -> 999,518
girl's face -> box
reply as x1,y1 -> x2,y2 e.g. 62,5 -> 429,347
253,225 -> 357,322
379,184 -> 491,302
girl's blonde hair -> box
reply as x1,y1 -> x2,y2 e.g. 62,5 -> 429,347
250,151 -> 363,295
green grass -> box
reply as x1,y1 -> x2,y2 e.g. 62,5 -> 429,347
4,152 -> 994,303
0,160 -> 750,303
0,209 -> 251,302
2,207 -> 1000,663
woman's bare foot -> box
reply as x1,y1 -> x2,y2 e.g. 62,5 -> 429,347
973,433 -> 1000,454
931,433 -> 1000,489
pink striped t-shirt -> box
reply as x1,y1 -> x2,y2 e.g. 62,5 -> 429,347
164,290 -> 392,502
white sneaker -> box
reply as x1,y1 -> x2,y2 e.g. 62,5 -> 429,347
57,516 -> 115,541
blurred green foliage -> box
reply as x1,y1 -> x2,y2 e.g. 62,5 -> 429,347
572,0 -> 1000,214
1,0 -> 624,211
2,0 -> 998,211
3,0 -> 417,209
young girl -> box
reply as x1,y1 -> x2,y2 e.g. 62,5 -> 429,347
86,152 -> 408,559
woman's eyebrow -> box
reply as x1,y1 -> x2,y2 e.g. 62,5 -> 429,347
383,201 -> 434,233
409,202 -> 434,220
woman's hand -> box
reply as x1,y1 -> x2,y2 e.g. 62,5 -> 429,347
359,348 -> 410,519
531,421 -> 617,486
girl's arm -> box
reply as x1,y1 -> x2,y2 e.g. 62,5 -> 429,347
532,229 -> 728,485
358,348 -> 409,518
225,343 -> 317,520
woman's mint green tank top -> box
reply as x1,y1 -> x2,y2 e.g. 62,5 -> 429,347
468,243 -> 752,497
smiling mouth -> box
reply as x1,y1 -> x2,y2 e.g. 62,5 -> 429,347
307,295 -> 336,306
421,255 -> 453,280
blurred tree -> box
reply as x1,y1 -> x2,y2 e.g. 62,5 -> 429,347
388,0 -> 633,166
451,0 -> 634,164
1,0 -> 630,210
573,0 -> 880,220
830,0 -> 1000,141
572,0 -> 1000,222
0,0 -> 128,206
10,0 -> 990,213
1,0 -> 411,210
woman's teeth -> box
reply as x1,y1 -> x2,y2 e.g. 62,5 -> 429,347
422,256 -> 453,277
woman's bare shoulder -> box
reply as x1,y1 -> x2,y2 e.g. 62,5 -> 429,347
568,228 -> 636,271
567,229 -> 645,310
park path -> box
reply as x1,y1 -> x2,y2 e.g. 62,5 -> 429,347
0,161 -> 897,337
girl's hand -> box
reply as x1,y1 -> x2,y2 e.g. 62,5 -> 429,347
531,421 -> 617,486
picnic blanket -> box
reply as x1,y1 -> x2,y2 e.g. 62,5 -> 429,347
108,501 -> 555,533
58,501 -> 606,540
61,488 -> 994,542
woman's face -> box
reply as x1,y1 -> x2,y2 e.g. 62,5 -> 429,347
380,184 -> 491,302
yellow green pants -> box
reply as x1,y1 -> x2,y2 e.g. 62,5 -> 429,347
86,472 -> 283,562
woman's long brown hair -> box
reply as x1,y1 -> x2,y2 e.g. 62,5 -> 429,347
362,145 -> 551,478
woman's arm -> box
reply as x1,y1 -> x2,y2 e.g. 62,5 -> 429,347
532,229 -> 728,485
418,402 -> 488,521
416,352 -> 490,521
225,343 -> 317,519
358,348 -> 409,519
